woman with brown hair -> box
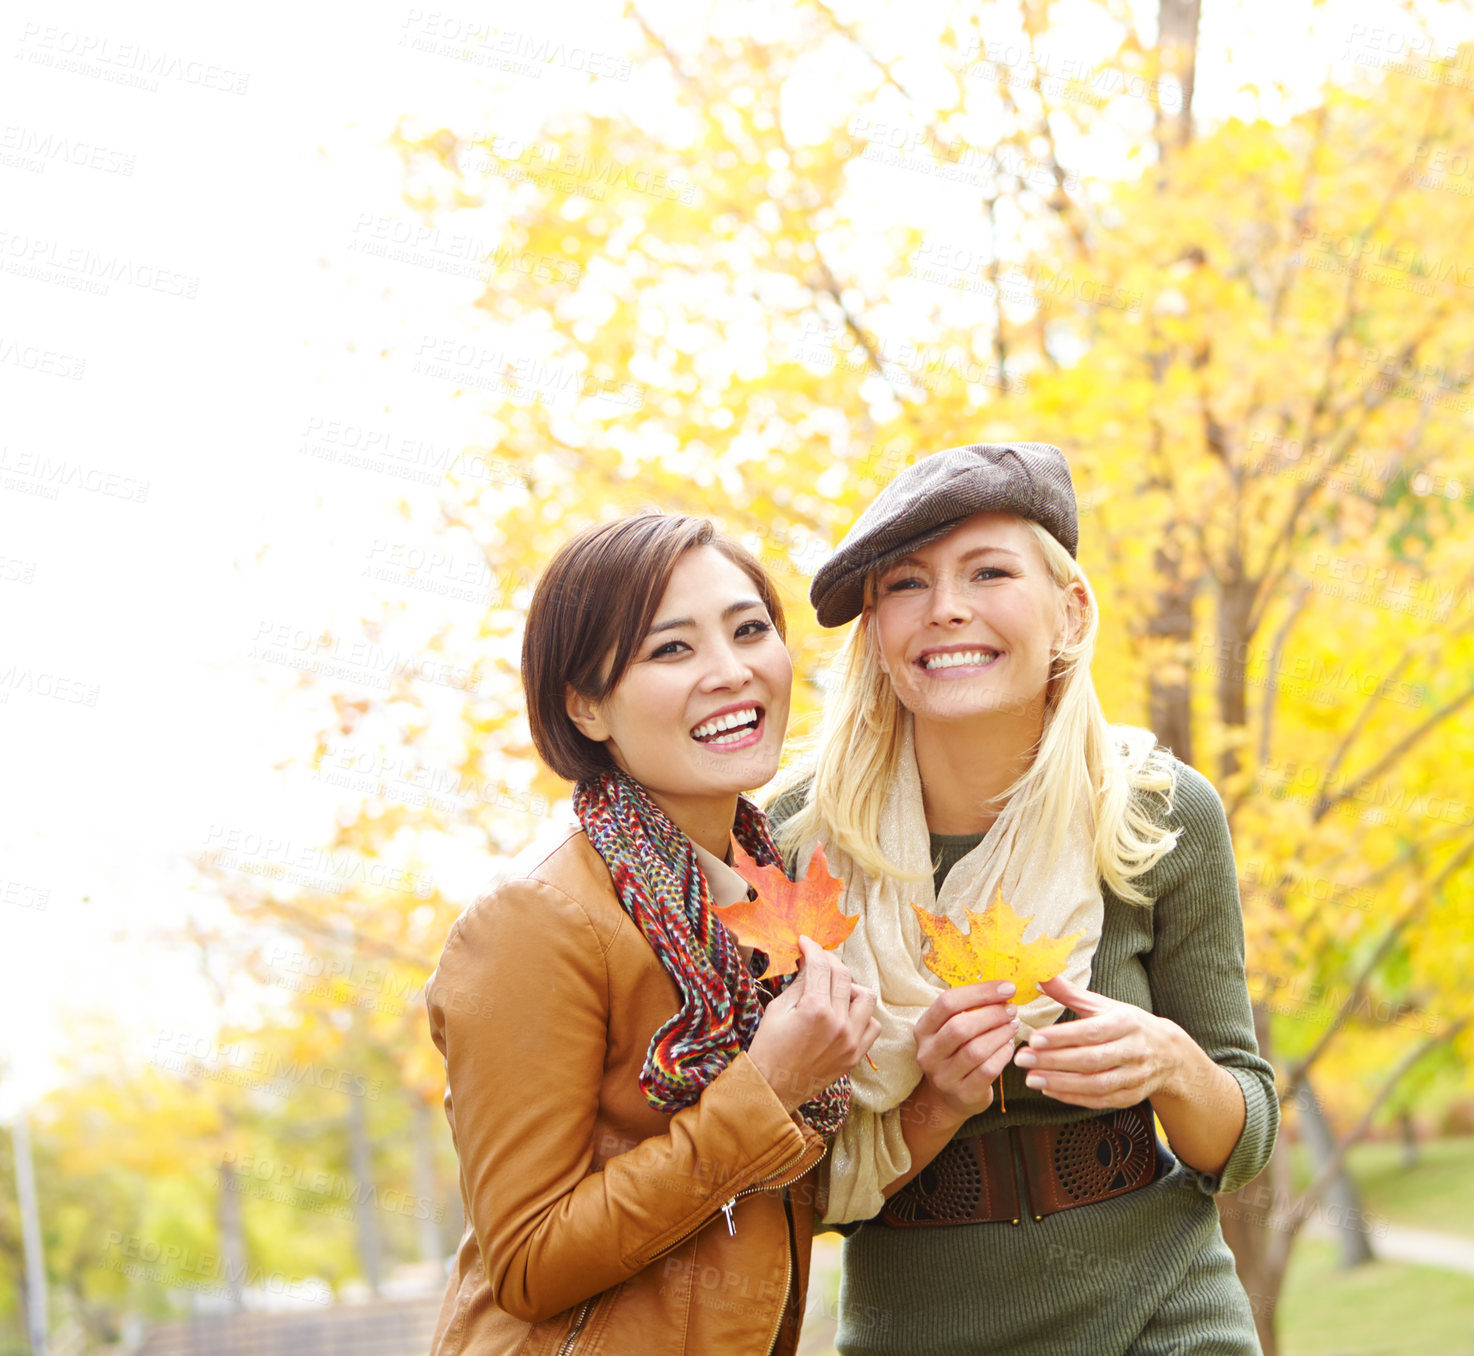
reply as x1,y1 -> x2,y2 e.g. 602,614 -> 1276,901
425,511 -> 879,1355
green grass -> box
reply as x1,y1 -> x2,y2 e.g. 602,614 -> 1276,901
1279,1239 -> 1474,1356
1322,1137 -> 1474,1241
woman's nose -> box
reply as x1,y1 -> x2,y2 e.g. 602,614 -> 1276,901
704,642 -> 754,688
926,578 -> 970,624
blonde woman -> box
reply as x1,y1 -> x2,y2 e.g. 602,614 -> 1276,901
767,444 -> 1278,1356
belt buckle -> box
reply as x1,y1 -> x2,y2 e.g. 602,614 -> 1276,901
879,1126 -> 1021,1227
1019,1102 -> 1158,1218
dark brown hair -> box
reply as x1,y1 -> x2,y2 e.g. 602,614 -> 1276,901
522,513 -> 788,783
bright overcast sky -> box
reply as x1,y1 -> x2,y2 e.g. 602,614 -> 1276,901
2,0 -> 1470,1116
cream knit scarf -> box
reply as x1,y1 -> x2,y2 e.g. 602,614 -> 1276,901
813,713 -> 1104,1224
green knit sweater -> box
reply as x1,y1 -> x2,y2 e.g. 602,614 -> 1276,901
768,759 -> 1278,1356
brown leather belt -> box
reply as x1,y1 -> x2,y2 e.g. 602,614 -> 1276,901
878,1102 -> 1172,1228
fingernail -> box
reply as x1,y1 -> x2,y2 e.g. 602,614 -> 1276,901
1014,1049 -> 1036,1067
998,983 -> 1017,997
1032,1033 -> 1048,1047
1004,1005 -> 1017,1018
1009,1018 -> 1021,1031
1025,1074 -> 1044,1089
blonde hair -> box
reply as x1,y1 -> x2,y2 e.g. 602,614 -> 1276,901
771,519 -> 1180,905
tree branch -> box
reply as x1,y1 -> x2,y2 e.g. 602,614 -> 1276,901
1313,682 -> 1474,822
194,856 -> 433,971
810,249 -> 913,407
1277,1016 -> 1469,1238
1255,579 -> 1312,769
1312,651 -> 1421,807
1268,103 -> 1329,328
1283,831 -> 1474,1096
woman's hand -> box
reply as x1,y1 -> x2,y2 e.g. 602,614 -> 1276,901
1013,974 -> 1188,1109
913,980 -> 1020,1125
747,936 -> 880,1112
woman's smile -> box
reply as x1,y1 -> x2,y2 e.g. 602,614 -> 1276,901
915,645 -> 1003,678
690,701 -> 766,749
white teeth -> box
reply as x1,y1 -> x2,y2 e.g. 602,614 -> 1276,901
704,727 -> 754,746
922,650 -> 997,670
692,706 -> 759,741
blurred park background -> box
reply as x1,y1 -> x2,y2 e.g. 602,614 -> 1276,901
3,0 -> 1474,1353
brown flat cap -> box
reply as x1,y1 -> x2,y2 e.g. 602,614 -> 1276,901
810,442 -> 1078,627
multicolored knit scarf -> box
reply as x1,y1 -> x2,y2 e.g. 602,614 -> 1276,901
573,766 -> 851,1136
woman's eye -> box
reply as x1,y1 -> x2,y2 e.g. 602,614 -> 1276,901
648,640 -> 689,659
735,619 -> 772,639
882,576 -> 924,592
974,567 -> 1010,581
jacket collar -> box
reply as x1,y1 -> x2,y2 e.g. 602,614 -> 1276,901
689,837 -> 757,908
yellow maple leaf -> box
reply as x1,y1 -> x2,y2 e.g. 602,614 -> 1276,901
912,888 -> 1082,1005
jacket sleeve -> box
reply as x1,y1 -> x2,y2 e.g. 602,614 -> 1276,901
426,874 -> 825,1324
1146,764 -> 1280,1196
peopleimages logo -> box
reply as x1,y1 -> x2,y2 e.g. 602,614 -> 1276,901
0,124 -> 136,175
202,821 -> 437,898
16,24 -> 250,94
0,665 -> 100,706
0,447 -> 147,500
0,228 -> 199,298
102,1233 -> 327,1301
1297,223 -> 1474,289
247,621 -> 494,702
349,213 -> 581,283
221,1152 -> 446,1222
396,11 -> 633,82
150,1029 -> 385,1099
461,135 -> 696,205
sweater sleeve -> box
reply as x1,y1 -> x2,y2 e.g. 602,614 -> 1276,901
1145,764 -> 1280,1196
426,875 -> 825,1324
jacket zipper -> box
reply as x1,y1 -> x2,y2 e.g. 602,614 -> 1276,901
760,1192 -> 793,1356
555,1296 -> 595,1356
631,1135 -> 825,1266
614,1133 -> 826,1355
715,1139 -> 816,1236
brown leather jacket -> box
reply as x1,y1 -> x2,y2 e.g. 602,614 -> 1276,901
426,828 -> 830,1356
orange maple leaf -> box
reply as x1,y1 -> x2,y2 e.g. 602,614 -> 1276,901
715,844 -> 858,980
912,887 -> 1082,1005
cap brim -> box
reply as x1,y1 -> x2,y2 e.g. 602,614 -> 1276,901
811,517 -> 963,627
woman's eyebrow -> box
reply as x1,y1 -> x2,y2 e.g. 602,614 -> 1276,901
958,546 -> 1023,562
646,597 -> 765,636
883,546 -> 1022,571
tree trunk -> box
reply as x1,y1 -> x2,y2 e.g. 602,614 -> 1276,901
1156,0 -> 1201,151
347,1094 -> 382,1294
1294,1079 -> 1375,1267
1216,572 -> 1255,785
13,1113 -> 51,1355
1147,541 -> 1196,766
1150,0 -> 1205,773
216,1159 -> 247,1311
1216,1183 -> 1278,1356
409,1093 -> 446,1263
1215,1002 -> 1285,1356
1399,1111 -> 1419,1168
